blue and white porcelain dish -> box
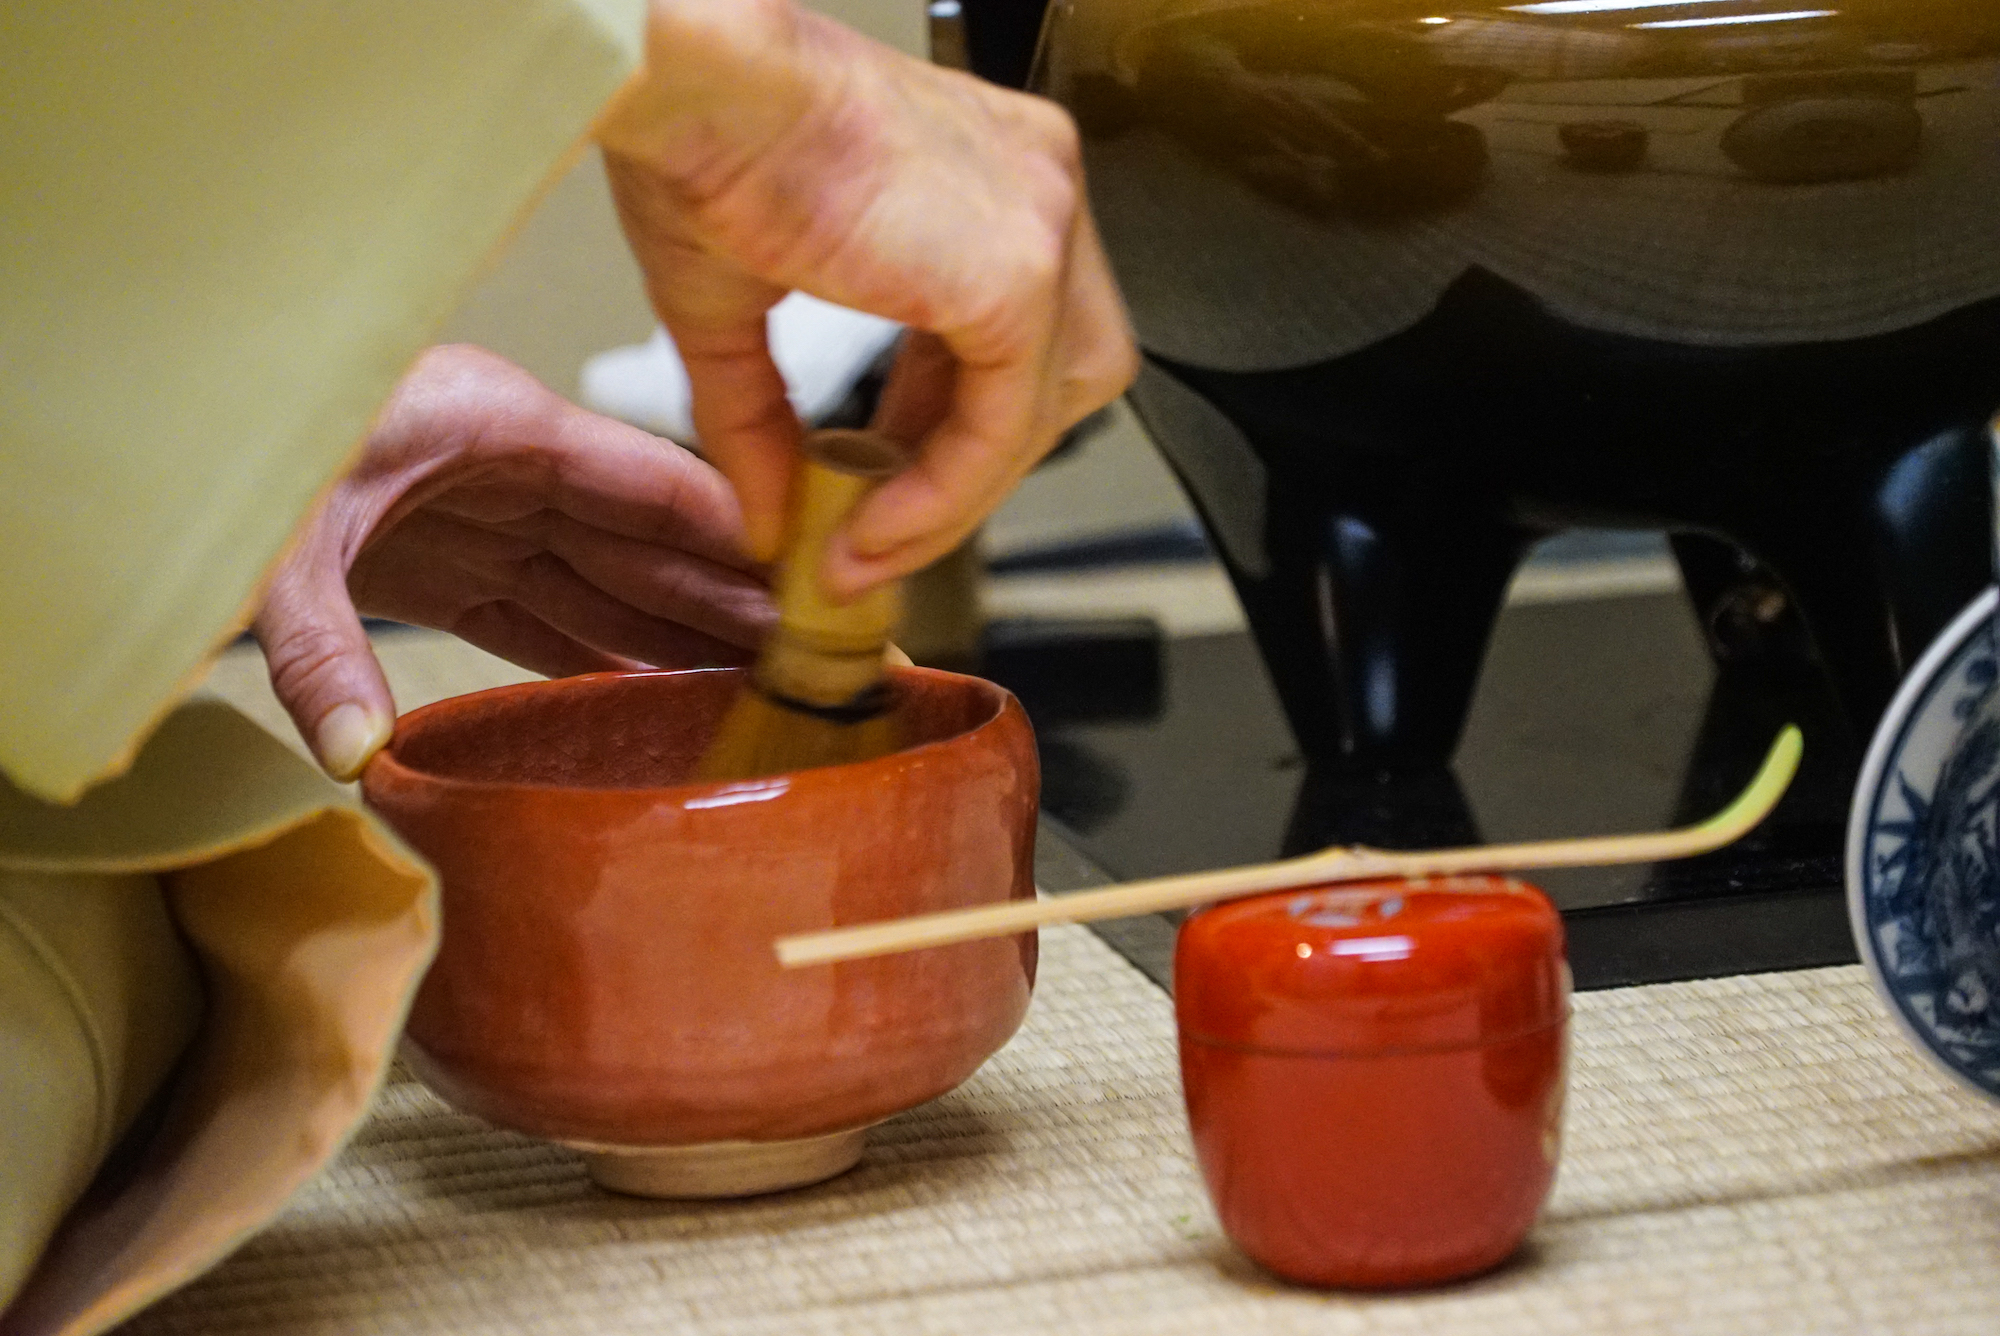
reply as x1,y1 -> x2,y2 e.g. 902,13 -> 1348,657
1847,584 -> 2000,1102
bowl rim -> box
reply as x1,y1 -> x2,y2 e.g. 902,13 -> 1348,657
1844,582 -> 2000,1103
362,664 -> 1023,801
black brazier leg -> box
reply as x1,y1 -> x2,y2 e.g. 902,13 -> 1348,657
1251,486 -> 1530,773
1684,414 -> 1993,738
1129,359 -> 1533,773
1671,534 -> 1820,682
1858,418 -> 1994,684
1133,277 -> 2000,779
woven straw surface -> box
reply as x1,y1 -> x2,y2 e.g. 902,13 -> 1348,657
122,926 -> 2000,1336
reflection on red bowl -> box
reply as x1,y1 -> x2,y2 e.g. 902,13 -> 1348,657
1176,877 -> 1568,1288
362,666 -> 1039,1197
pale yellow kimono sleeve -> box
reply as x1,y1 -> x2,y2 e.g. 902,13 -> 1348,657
0,0 -> 647,804
0,701 -> 438,1336
0,1 -> 646,1328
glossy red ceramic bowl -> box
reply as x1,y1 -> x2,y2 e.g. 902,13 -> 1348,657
1176,877 -> 1568,1288
362,666 -> 1038,1196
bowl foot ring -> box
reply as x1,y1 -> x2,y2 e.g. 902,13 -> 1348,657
573,1126 -> 869,1199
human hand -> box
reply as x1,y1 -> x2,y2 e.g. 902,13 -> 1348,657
254,344 -> 773,779
595,0 -> 1138,598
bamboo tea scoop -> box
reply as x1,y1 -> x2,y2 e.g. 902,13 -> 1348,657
776,724 -> 1803,967
695,428 -> 914,784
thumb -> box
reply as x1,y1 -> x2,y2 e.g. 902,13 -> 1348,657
252,550 -> 397,781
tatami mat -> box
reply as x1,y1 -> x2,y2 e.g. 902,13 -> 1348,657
121,923 -> 2000,1335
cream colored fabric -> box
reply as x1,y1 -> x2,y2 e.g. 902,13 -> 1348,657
0,701 -> 437,1336
0,872 -> 200,1308
0,0 -> 645,803
113,925 -> 2000,1335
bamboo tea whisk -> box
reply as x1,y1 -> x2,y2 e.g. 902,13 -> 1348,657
695,429 -> 914,784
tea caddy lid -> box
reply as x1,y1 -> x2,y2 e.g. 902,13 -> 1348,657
1174,876 -> 1568,1056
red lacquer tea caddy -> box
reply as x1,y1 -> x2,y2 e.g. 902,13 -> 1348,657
1175,875 -> 1569,1288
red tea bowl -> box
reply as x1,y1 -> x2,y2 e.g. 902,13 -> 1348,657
361,666 -> 1039,1198
1176,876 -> 1568,1288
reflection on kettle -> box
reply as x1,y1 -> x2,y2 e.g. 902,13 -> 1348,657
1034,0 -> 2000,779
1552,65 -> 1928,180
1721,69 -> 1923,182
1075,7 -> 1506,219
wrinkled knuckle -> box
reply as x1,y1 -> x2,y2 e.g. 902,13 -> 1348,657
512,550 -> 571,601
260,624 -> 353,715
411,342 -> 489,379
513,506 -> 558,551
1014,95 -> 1081,169
958,291 -> 1031,359
1102,334 -> 1142,394
829,85 -> 894,159
412,344 -> 519,403
383,343 -> 556,460
1040,167 -> 1082,235
1009,220 -> 1069,296
1037,102 -> 1084,176
1061,339 -> 1139,417
643,559 -> 702,614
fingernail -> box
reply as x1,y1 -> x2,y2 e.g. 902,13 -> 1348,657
317,703 -> 393,781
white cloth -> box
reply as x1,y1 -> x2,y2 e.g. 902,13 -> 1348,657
581,293 -> 903,443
